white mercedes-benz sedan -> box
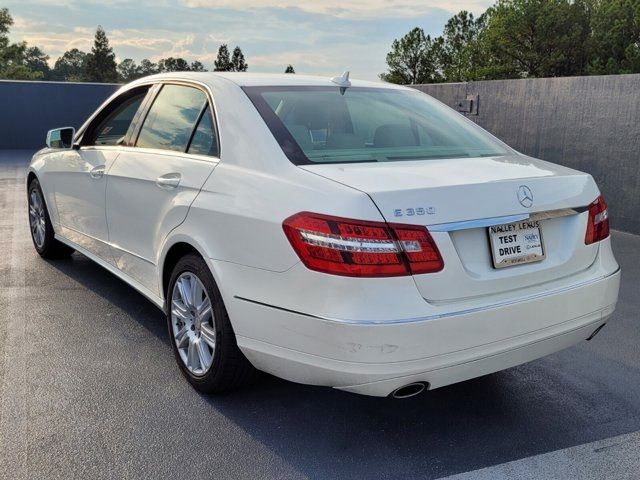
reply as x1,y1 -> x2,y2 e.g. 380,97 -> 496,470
27,72 -> 620,398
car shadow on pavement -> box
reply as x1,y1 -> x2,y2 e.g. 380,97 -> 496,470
44,253 -> 169,344
42,245 -> 640,480
203,349 -> 640,479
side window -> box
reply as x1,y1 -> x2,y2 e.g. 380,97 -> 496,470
187,105 -> 218,156
84,91 -> 147,146
136,84 -> 207,152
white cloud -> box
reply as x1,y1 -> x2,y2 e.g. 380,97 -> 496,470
4,0 -> 495,79
180,0 -> 492,17
13,26 -> 94,61
250,51 -> 335,70
11,15 -> 45,31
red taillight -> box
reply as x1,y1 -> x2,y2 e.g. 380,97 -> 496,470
282,212 -> 444,277
585,195 -> 610,245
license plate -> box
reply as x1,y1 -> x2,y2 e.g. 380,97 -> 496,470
488,220 -> 545,269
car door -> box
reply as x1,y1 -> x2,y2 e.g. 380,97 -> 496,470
105,82 -> 219,294
52,87 -> 151,262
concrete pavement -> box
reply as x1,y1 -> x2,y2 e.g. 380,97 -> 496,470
1,150 -> 639,479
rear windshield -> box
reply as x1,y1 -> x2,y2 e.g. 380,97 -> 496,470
243,86 -> 509,165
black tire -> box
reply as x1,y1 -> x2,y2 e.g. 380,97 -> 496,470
28,178 -> 75,259
166,253 -> 258,393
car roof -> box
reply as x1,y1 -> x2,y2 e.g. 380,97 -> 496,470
129,71 -> 411,90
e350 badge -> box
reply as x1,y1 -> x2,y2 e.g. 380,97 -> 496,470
393,207 -> 436,217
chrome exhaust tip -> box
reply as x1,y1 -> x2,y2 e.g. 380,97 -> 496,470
390,382 -> 427,399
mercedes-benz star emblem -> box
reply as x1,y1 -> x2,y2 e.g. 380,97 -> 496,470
517,185 -> 533,208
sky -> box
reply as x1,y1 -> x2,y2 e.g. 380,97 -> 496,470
5,0 -> 493,80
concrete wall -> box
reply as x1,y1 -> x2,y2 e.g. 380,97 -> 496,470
0,77 -> 638,233
414,75 -> 640,234
0,80 -> 120,150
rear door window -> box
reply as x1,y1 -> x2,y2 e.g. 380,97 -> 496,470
187,105 -> 218,156
136,84 -> 208,152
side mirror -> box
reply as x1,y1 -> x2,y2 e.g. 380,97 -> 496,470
46,127 -> 76,149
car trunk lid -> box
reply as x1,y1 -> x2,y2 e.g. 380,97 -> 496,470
300,155 -> 601,302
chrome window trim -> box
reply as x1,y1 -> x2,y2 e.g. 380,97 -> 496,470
78,144 -> 220,165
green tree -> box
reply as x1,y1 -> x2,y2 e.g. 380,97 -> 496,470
231,46 -> 248,71
0,41 -> 41,79
380,27 -> 443,84
117,58 -> 142,81
439,11 -> 488,81
0,7 -> 13,69
24,46 -> 50,79
52,49 -> 88,81
84,26 -> 118,82
157,57 -> 191,72
214,44 -> 232,71
285,64 -> 295,73
0,8 -> 44,80
481,0 -> 592,78
190,60 -> 207,71
139,58 -> 158,76
589,0 -> 640,74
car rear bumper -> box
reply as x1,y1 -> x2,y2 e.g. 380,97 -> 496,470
229,267 -> 620,397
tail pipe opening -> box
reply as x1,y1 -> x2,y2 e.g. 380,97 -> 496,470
587,323 -> 607,341
390,382 -> 427,399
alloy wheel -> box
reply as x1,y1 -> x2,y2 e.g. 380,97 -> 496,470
171,272 -> 216,376
29,189 -> 46,248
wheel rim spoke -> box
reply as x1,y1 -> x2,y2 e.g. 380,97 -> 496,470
196,297 -> 211,322
187,338 -> 200,371
196,339 -> 212,371
171,301 -> 190,322
177,277 -> 192,309
175,326 -> 189,349
200,323 -> 216,349
190,274 -> 201,307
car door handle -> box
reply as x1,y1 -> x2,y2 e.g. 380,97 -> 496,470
89,165 -> 106,179
156,173 -> 181,189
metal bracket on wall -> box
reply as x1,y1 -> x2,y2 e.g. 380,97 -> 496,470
456,94 -> 479,115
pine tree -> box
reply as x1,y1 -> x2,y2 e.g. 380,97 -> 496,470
84,26 -> 118,82
214,44 -> 232,71
284,64 -> 295,73
231,46 -> 248,71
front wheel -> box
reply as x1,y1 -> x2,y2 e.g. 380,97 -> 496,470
166,254 -> 258,393
28,178 -> 74,258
